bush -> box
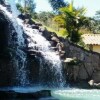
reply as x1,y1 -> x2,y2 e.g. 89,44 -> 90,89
58,28 -> 68,38
16,3 -> 24,13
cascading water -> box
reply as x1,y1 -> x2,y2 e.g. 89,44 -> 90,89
9,0 -> 29,86
1,1 -> 100,100
0,0 -> 29,86
0,0 -> 65,87
24,26 -> 65,87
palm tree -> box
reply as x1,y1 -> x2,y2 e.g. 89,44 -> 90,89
54,1 -> 86,42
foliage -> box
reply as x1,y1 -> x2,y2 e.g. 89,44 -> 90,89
91,11 -> 100,33
24,0 -> 36,14
16,3 -> 24,13
16,0 -> 97,44
53,15 -> 66,28
94,10 -> 100,21
89,19 -> 100,34
16,0 -> 35,16
53,1 -> 87,43
58,28 -> 68,38
33,11 -> 55,26
48,0 -> 68,13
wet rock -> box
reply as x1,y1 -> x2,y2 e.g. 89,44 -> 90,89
18,14 -> 26,20
64,58 -> 74,63
92,71 -> 100,83
88,80 -> 100,88
50,47 -> 57,51
18,13 -> 30,20
6,5 -> 12,12
32,24 -> 39,29
51,36 -> 59,43
23,19 -> 29,24
0,90 -> 51,99
35,22 -> 42,26
42,29 -> 52,41
0,0 -> 5,5
39,27 -> 45,32
28,19 -> 35,25
88,80 -> 94,86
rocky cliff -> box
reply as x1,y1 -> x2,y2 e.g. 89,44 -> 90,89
40,25 -> 100,87
0,1 -> 100,88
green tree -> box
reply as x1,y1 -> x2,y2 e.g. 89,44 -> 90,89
24,0 -> 36,14
54,1 -> 86,42
94,10 -> 100,21
48,0 -> 68,13
35,11 -> 55,26
86,11 -> 100,34
17,0 -> 35,15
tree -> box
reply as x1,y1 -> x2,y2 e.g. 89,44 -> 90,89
53,1 -> 86,43
94,10 -> 100,21
48,0 -> 68,13
17,0 -> 36,15
90,11 -> 100,34
24,0 -> 36,14
34,11 -> 55,26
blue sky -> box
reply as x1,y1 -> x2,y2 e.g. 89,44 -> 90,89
34,0 -> 100,17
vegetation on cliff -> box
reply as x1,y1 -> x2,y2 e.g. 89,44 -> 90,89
16,0 -> 100,44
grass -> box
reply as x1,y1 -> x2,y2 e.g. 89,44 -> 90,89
32,18 -> 67,38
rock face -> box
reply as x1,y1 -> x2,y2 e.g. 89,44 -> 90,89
0,90 -> 53,99
0,0 -> 5,5
0,9 -> 40,86
40,26 -> 100,85
0,11 -> 15,86
1,1 -> 100,88
63,40 -> 100,83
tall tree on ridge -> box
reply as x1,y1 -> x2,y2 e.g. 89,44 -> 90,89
48,0 -> 68,13
24,0 -> 36,14
17,0 -> 35,15
53,1 -> 87,42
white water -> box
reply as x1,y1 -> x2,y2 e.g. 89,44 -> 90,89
9,0 -> 65,87
52,89 -> 100,100
24,24 -> 65,87
0,0 -> 65,87
0,1 -> 29,86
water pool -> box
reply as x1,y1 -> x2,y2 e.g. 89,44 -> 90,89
51,89 -> 100,100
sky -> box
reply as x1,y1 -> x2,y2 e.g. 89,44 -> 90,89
34,0 -> 100,17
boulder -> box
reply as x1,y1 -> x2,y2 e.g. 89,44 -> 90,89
18,14 -> 26,20
42,29 -> 52,41
31,24 -> 39,29
92,71 -> 100,83
35,22 -> 42,26
64,58 -> 74,63
23,19 -> 29,24
6,5 -> 12,12
88,80 -> 100,88
51,36 -> 59,43
18,13 -> 31,20
0,90 -> 51,99
39,27 -> 45,32
0,0 -> 5,5
28,19 -> 35,25
88,80 -> 94,86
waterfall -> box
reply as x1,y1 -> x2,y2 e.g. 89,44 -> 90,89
24,26 -> 65,87
0,0 -> 65,87
0,0 -> 29,86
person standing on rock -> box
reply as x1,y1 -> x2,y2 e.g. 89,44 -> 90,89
56,41 -> 62,52
56,41 -> 65,59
